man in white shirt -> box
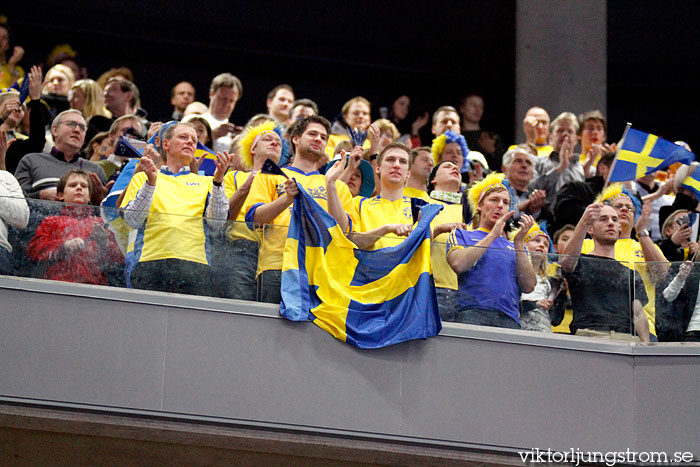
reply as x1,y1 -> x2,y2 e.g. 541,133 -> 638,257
201,73 -> 243,153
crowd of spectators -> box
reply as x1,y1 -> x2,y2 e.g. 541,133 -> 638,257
1,17 -> 699,345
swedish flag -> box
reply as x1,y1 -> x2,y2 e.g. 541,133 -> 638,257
681,168 -> 700,201
194,142 -> 218,176
280,183 -> 442,349
608,127 -> 695,182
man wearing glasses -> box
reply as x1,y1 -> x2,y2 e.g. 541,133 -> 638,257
15,109 -> 106,203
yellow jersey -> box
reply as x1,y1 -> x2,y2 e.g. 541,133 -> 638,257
122,170 -> 215,266
403,186 -> 431,201
429,201 -> 462,290
353,196 -> 413,250
224,170 -> 259,243
244,166 -> 356,275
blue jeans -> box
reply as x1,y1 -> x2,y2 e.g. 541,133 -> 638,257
131,259 -> 213,296
211,238 -> 258,301
257,269 -> 282,304
436,287 -> 457,322
455,308 -> 520,329
0,247 -> 11,275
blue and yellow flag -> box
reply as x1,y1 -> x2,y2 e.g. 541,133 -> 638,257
681,168 -> 700,201
280,184 -> 443,349
608,127 -> 695,182
194,142 -> 218,176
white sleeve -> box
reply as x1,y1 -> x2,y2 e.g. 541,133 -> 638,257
123,182 -> 155,229
0,171 -> 30,229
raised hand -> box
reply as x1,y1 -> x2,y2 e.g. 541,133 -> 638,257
556,135 -> 572,173
88,172 -> 111,205
411,112 -> 429,136
523,115 -> 538,143
8,46 -> 24,67
635,200 -> 652,233
212,122 -> 236,139
139,154 -> 158,186
671,223 -> 692,246
513,213 -> 535,244
147,122 -> 162,142
28,66 -> 43,100
367,123 -> 380,153
581,202 -> 603,227
325,148 -> 347,184
489,210 -> 515,240
527,189 -> 546,213
213,151 -> 234,183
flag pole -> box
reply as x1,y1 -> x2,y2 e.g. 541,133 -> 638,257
603,122 -> 632,190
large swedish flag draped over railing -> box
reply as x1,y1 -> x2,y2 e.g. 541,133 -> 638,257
280,183 -> 443,349
608,127 -> 695,182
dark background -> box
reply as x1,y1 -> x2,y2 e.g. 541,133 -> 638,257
4,1 -> 700,150
607,0 -> 700,149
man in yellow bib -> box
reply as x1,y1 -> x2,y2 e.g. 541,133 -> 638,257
214,120 -> 283,300
122,123 -> 232,294
244,115 -> 357,304
351,142 -> 415,251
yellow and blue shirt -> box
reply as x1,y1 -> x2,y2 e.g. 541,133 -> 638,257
429,201 -> 462,290
224,170 -> 259,243
352,195 -> 413,250
448,228 -> 520,322
122,169 -> 215,268
244,166 -> 356,275
403,186 -> 431,202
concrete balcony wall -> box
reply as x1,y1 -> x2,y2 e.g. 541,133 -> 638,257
1,276 -> 698,461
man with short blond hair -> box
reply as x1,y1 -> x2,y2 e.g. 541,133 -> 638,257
121,123 -> 233,293
351,142 -> 414,250
562,203 -> 650,342
431,105 -> 461,137
403,146 -> 433,201
266,84 -> 294,125
202,72 -> 243,152
170,81 -> 195,121
244,115 -> 357,303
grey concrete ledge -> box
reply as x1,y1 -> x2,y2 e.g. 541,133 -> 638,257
2,275 -> 698,357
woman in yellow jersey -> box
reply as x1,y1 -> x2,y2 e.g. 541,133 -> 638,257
426,160 -> 467,320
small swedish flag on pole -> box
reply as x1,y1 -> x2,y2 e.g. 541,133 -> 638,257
607,124 -> 695,183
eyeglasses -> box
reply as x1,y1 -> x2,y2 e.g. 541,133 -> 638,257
611,203 -> 635,213
60,121 -> 87,132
